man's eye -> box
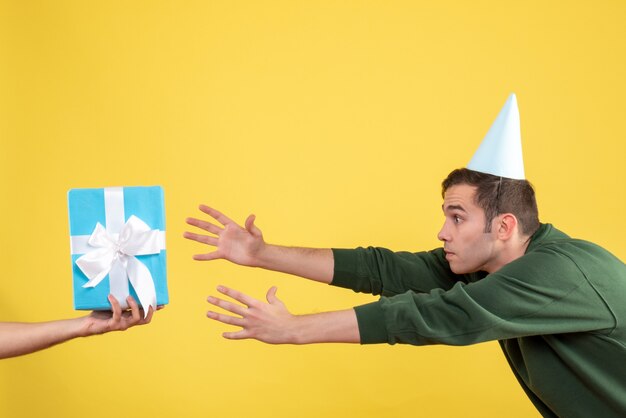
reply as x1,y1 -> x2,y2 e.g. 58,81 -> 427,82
453,215 -> 462,224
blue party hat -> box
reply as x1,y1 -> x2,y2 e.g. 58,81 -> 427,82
467,93 -> 525,180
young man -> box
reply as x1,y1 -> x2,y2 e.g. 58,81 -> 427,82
184,94 -> 626,417
0,295 -> 156,359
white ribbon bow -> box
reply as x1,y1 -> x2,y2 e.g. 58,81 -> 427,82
76,215 -> 159,317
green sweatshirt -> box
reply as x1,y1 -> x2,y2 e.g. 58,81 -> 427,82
331,224 -> 626,418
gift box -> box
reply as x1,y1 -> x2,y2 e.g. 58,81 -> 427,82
68,186 -> 168,312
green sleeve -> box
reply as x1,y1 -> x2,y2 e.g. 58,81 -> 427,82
355,250 -> 616,345
331,247 -> 463,296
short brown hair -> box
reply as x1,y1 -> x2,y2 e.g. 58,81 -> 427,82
442,168 -> 540,236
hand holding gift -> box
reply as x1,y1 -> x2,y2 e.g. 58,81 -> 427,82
0,186 -> 169,360
0,294 -> 160,359
79,294 -> 157,336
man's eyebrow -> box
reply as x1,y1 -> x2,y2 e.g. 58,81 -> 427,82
442,204 -> 467,213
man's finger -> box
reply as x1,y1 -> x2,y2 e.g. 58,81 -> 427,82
207,296 -> 247,316
217,285 -> 259,308
199,205 -> 234,226
206,311 -> 246,327
183,231 -> 218,246
185,217 -> 223,235
223,330 -> 250,340
193,251 -> 223,261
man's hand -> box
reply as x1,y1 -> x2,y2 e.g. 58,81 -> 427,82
184,205 -> 335,283
206,285 -> 298,344
206,285 -> 361,345
184,205 -> 265,267
79,294 -> 156,337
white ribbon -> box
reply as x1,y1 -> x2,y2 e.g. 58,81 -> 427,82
74,212 -> 161,317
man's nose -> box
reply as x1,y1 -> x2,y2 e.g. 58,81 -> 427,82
437,222 -> 449,242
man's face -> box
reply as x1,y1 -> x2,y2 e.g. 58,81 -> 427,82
438,184 -> 498,274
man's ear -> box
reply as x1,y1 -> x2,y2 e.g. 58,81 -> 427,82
497,213 -> 518,241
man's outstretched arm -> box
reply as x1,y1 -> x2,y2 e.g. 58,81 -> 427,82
206,285 -> 360,344
184,205 -> 334,284
0,295 -> 156,359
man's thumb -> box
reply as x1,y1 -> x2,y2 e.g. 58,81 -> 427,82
245,214 -> 262,237
266,286 -> 279,304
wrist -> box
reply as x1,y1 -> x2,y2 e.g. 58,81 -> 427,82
253,243 -> 279,270
287,315 -> 306,345
75,315 -> 100,338
54,317 -> 89,340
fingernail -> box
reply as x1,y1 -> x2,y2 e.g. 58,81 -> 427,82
217,285 -> 225,292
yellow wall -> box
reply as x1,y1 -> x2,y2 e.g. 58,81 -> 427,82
1,1 -> 624,417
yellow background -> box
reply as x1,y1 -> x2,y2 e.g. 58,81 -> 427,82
1,1 -> 624,417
